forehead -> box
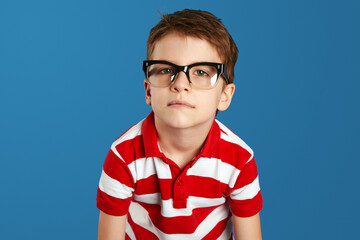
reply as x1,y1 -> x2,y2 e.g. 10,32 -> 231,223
150,33 -> 222,65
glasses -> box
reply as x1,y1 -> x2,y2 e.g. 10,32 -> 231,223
143,60 -> 228,89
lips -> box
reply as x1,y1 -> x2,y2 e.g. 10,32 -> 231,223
168,100 -> 195,108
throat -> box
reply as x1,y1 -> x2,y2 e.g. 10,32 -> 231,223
162,146 -> 202,170
154,114 -> 213,169
157,135 -> 206,170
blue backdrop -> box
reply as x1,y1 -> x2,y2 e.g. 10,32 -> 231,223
1,0 -> 359,239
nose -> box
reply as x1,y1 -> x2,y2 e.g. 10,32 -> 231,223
170,71 -> 192,92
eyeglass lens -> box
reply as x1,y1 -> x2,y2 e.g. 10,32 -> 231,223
147,63 -> 220,88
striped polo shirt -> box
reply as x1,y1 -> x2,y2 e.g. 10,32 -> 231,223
97,112 -> 263,239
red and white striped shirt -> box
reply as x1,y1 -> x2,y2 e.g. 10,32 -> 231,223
97,112 -> 263,240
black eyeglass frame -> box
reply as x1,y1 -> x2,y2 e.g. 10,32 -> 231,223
142,60 -> 228,88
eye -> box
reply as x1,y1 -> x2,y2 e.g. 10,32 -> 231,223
159,68 -> 174,74
194,70 -> 208,76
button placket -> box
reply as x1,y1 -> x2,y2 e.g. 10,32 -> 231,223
173,176 -> 187,208
176,179 -> 183,186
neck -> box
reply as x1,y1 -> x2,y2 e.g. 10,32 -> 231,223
154,115 -> 214,168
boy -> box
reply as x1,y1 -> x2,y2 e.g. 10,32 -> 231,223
97,9 -> 263,240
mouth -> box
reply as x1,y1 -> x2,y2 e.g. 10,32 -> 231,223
168,100 -> 195,108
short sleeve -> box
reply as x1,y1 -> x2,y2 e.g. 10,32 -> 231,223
96,148 -> 135,216
228,156 -> 263,217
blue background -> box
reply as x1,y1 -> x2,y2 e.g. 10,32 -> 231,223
1,0 -> 359,239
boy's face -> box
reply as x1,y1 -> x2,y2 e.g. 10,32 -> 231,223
144,33 -> 235,131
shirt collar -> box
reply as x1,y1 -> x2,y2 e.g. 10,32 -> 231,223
142,111 -> 221,159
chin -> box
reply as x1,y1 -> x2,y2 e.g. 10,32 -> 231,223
164,118 -> 195,129
167,117 -> 214,130
154,109 -> 215,130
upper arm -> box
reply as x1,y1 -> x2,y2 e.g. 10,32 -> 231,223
233,213 -> 262,240
98,211 -> 127,240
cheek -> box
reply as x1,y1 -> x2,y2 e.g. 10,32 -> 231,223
149,90 -> 166,106
209,89 -> 223,102
198,92 -> 222,109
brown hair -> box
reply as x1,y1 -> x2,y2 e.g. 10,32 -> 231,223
146,9 -> 238,84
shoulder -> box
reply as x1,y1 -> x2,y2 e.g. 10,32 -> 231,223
214,119 -> 254,167
109,118 -> 146,165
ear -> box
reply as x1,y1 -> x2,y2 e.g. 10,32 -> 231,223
144,79 -> 152,106
217,83 -> 235,111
